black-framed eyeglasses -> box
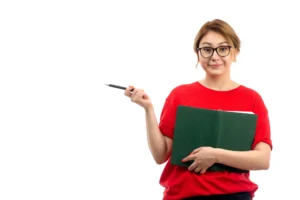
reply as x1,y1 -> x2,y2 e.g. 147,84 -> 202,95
197,46 -> 232,58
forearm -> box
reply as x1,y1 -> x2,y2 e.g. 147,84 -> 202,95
215,148 -> 270,170
145,106 -> 169,164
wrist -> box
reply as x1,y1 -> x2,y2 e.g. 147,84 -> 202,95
214,148 -> 222,163
144,104 -> 154,113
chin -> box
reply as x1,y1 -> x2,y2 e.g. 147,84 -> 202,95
206,69 -> 226,77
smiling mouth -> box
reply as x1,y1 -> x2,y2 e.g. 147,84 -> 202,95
209,64 -> 223,67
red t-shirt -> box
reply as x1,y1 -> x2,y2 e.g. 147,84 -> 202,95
158,81 -> 272,200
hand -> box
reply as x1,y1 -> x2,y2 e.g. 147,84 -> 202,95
124,85 -> 153,110
181,147 -> 218,174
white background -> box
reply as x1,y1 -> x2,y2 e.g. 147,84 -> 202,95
0,0 -> 299,199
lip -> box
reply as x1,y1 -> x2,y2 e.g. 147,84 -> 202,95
209,64 -> 223,67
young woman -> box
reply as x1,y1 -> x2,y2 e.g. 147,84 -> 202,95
124,19 -> 272,200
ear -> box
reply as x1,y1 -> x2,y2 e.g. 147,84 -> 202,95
232,49 -> 239,62
195,53 -> 200,68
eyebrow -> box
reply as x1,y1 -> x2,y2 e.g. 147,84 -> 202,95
200,41 -> 229,46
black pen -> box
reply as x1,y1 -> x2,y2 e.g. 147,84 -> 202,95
105,84 -> 134,92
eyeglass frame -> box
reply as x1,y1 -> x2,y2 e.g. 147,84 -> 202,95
196,45 -> 233,58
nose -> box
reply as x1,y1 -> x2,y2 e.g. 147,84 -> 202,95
211,49 -> 220,60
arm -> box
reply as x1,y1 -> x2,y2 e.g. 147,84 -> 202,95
215,142 -> 271,170
215,91 -> 272,171
124,85 -> 175,165
182,142 -> 271,173
184,91 -> 273,173
145,106 -> 173,164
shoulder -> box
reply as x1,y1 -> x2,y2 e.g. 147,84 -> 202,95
239,85 -> 268,113
239,85 -> 264,100
166,81 -> 199,100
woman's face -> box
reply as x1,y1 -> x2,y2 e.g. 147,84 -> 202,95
198,31 -> 236,77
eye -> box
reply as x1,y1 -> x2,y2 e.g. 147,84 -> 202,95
202,48 -> 212,53
219,46 -> 229,52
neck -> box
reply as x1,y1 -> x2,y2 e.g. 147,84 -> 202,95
200,74 -> 238,91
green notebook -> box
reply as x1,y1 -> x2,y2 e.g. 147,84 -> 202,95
170,105 -> 258,173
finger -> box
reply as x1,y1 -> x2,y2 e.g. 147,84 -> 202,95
194,166 -> 202,173
138,90 -> 149,100
131,88 -> 142,96
200,169 -> 206,174
182,155 -> 194,162
138,89 -> 148,99
188,161 -> 198,171
124,86 -> 135,97
131,89 -> 144,102
130,88 -> 142,102
191,148 -> 201,154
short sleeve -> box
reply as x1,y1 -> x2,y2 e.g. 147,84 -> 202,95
251,92 -> 273,150
158,91 -> 177,139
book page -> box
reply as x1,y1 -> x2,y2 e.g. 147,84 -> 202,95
219,110 -> 255,114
